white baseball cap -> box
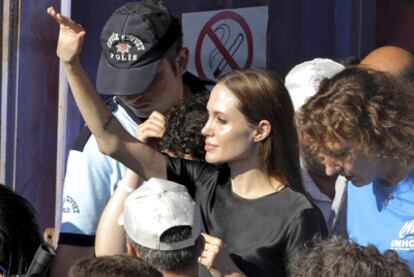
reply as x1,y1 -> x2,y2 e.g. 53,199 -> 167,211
285,58 -> 345,111
119,178 -> 201,251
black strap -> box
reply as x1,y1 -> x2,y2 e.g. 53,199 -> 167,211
58,233 -> 95,247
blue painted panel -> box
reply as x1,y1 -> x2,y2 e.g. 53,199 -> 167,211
268,0 -> 336,77
335,0 -> 376,60
336,0 -> 353,58
14,0 -> 60,231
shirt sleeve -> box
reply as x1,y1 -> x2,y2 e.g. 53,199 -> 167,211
59,135 -> 126,245
59,101 -> 138,246
165,156 -> 209,197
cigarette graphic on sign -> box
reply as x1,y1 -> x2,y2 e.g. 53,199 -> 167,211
194,11 -> 254,80
183,6 -> 268,81
208,24 -> 245,78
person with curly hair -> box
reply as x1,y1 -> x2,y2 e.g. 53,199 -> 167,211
159,91 -> 209,161
298,67 -> 414,273
289,236 -> 412,277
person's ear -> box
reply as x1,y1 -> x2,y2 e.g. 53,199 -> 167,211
253,120 -> 271,142
175,48 -> 189,76
296,127 -> 304,143
126,242 -> 139,257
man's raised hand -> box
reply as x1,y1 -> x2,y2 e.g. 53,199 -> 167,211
47,7 -> 86,64
135,111 -> 166,143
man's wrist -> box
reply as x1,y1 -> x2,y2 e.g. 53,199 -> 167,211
62,57 -> 81,71
117,179 -> 136,193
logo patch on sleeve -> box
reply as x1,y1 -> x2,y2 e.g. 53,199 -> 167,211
63,196 -> 80,214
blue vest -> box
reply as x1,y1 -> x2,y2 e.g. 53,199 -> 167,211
347,170 -> 414,272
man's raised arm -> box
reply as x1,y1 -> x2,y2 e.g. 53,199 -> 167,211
47,7 -> 166,180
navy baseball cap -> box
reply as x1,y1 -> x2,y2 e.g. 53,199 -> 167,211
96,0 -> 181,96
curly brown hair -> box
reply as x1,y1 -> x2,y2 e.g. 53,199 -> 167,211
297,67 -> 414,166
159,92 -> 209,161
289,236 -> 412,277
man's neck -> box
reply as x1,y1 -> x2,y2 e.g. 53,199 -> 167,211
182,83 -> 191,100
307,170 -> 337,200
378,159 -> 413,186
162,264 -> 198,277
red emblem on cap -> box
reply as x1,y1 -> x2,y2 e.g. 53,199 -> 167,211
116,42 -> 131,54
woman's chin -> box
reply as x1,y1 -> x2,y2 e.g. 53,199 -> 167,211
205,155 -> 221,165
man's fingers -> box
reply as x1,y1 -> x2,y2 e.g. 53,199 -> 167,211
201,248 -> 217,257
147,111 -> 166,127
148,110 -> 165,120
76,31 -> 87,41
198,253 -> 214,269
201,233 -> 223,247
58,14 -> 85,33
47,6 -> 56,17
145,118 -> 165,131
138,129 -> 163,141
137,122 -> 164,136
47,7 -> 67,24
198,257 -> 212,269
136,117 -> 165,141
47,6 -> 85,33
136,123 -> 164,143
199,233 -> 225,270
47,7 -> 62,23
203,242 -> 221,253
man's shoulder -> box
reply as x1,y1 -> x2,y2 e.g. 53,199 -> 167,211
301,168 -> 331,203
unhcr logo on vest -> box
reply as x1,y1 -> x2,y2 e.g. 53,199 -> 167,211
391,219 -> 414,250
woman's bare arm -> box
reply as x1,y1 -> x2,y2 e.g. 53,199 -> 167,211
47,7 -> 166,180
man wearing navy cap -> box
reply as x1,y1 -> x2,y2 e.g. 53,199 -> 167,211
47,1 -> 207,275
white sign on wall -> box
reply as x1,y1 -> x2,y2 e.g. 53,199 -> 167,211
182,6 -> 268,81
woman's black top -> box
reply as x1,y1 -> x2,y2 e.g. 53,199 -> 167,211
166,157 -> 327,277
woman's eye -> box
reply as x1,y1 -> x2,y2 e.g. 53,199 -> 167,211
217,117 -> 227,124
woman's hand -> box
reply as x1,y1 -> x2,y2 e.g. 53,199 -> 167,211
135,111 -> 166,143
47,7 -> 86,64
199,233 -> 245,277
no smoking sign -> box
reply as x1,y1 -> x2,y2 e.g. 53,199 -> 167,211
183,6 -> 268,81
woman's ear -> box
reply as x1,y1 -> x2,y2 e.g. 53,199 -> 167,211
253,120 -> 271,142
175,48 -> 189,76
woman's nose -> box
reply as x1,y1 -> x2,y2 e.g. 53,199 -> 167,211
201,120 -> 212,137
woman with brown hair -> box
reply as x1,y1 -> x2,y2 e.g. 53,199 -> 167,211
48,7 -> 326,276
